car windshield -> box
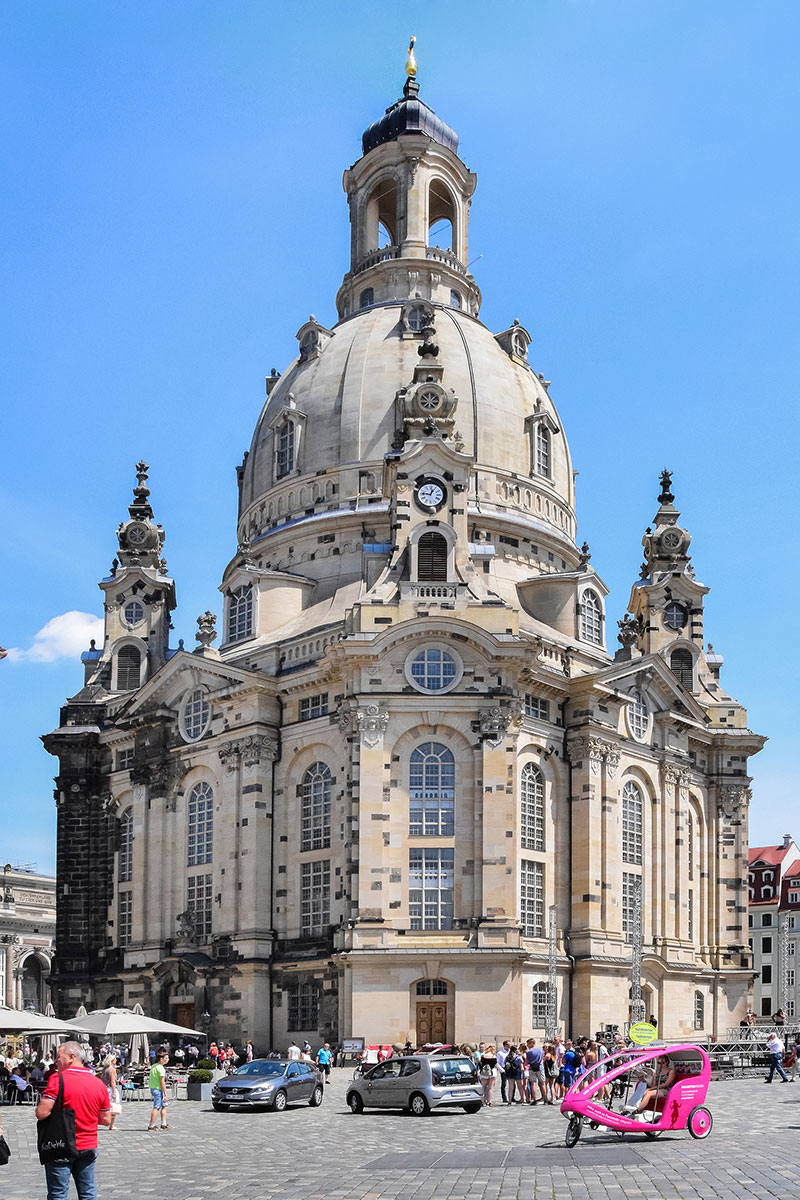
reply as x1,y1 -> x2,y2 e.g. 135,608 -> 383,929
233,1061 -> 285,1077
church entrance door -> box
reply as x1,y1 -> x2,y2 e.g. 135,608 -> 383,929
175,1002 -> 195,1031
416,1001 -> 447,1046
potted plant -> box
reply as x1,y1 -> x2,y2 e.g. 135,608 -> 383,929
187,1068 -> 214,1102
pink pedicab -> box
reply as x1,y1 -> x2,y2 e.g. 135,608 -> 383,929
561,1044 -> 712,1147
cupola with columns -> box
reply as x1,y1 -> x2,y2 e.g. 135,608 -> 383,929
336,39 -> 481,320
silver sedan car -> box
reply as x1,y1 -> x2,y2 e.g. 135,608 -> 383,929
212,1059 -> 324,1112
346,1054 -> 483,1116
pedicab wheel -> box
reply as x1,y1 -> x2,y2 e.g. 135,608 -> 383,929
565,1116 -> 583,1148
644,1129 -> 663,1139
687,1105 -> 713,1140
588,1120 -> 600,1129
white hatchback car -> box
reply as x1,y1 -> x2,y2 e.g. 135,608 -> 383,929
346,1054 -> 483,1116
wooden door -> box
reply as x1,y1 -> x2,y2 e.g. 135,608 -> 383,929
175,1003 -> 195,1030
416,1001 -> 447,1045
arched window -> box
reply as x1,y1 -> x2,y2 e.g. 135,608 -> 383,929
670,647 -> 693,688
627,691 -> 649,740
580,591 -> 602,645
693,990 -> 704,1030
417,532 -> 448,582
116,645 -> 141,690
301,762 -> 332,852
449,289 -> 462,309
621,781 -> 643,865
531,981 -> 549,1029
359,287 -> 374,309
409,743 -> 455,836
687,811 -> 695,881
276,418 -> 295,477
187,782 -> 214,866
536,425 -> 551,478
428,179 -> 455,251
119,808 -> 133,883
520,763 -> 544,852
228,585 -> 254,643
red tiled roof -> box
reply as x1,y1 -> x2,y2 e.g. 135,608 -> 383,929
749,844 -> 796,867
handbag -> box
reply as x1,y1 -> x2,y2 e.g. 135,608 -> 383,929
0,1133 -> 10,1165
37,1072 -> 78,1164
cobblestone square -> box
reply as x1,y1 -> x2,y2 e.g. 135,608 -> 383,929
2,1072 -> 800,1199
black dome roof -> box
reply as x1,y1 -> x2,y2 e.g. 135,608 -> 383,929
362,79 -> 459,156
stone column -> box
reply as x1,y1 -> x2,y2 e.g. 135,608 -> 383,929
600,746 -> 620,930
348,704 -> 390,926
4,940 -> 15,1006
478,706 -> 520,930
565,736 -> 606,940
658,762 -> 680,946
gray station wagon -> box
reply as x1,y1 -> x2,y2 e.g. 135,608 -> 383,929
346,1054 -> 483,1115
212,1059 -> 323,1112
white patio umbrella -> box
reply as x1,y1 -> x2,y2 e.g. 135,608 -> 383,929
71,1006 -> 204,1038
128,1002 -> 149,1066
73,1004 -> 90,1044
0,1005 -> 77,1035
38,1002 -> 64,1059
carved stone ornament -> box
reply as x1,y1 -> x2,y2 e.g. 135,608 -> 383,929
175,909 -> 198,944
617,613 -> 639,649
195,611 -> 218,649
218,733 -> 279,769
354,705 -> 390,748
479,703 -> 521,747
718,784 -> 752,820
566,736 -> 616,776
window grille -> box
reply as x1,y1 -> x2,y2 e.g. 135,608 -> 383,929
186,873 -> 213,940
116,747 -> 135,771
524,694 -> 549,720
359,288 -> 374,309
688,889 -> 694,942
531,981 -> 549,1028
301,763 -> 332,852
520,860 -> 544,937
409,743 -> 455,837
119,808 -> 133,883
416,979 -> 448,996
622,872 -> 641,941
118,891 -> 132,948
228,585 -> 254,642
409,848 -> 454,930
621,781 -> 643,865
288,982 -> 320,1030
520,763 -> 544,852
410,647 -> 457,692
627,692 -> 649,740
300,860 -> 330,935
182,689 -> 210,741
693,990 -> 704,1030
187,782 -> 214,866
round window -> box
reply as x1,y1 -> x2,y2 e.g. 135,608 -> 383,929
663,602 -> 687,631
405,646 -> 462,693
418,390 -> 441,412
124,601 -> 144,627
182,689 -> 211,742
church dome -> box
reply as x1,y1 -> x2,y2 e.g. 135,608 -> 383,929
361,78 -> 459,155
238,302 -> 577,558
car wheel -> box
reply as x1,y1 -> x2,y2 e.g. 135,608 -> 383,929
309,1084 -> 324,1107
409,1092 -> 430,1117
687,1105 -> 713,1139
462,1102 -> 482,1114
565,1116 -> 582,1148
211,1102 -> 229,1112
348,1092 -> 364,1114
271,1090 -> 288,1112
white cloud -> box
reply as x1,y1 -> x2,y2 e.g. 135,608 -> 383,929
6,611 -> 104,663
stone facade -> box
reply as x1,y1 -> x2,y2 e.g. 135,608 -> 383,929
44,65 -> 764,1049
0,865 -> 56,1011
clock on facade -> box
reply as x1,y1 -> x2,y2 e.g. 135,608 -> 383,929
415,479 -> 446,511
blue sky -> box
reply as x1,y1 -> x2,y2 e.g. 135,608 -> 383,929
2,0 -> 798,869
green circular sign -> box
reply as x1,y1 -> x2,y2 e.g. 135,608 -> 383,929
629,1021 -> 658,1046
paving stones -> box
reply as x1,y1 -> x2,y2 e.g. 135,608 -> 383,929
0,1071 -> 797,1199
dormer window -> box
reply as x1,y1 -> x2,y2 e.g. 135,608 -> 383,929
535,424 -> 551,478
580,590 -> 602,645
276,418 -> 295,478
512,330 -> 528,359
227,585 -> 254,643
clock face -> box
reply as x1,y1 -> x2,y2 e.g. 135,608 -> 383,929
417,480 -> 445,509
127,523 -> 148,545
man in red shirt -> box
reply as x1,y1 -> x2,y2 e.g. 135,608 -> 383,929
36,1041 -> 111,1200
